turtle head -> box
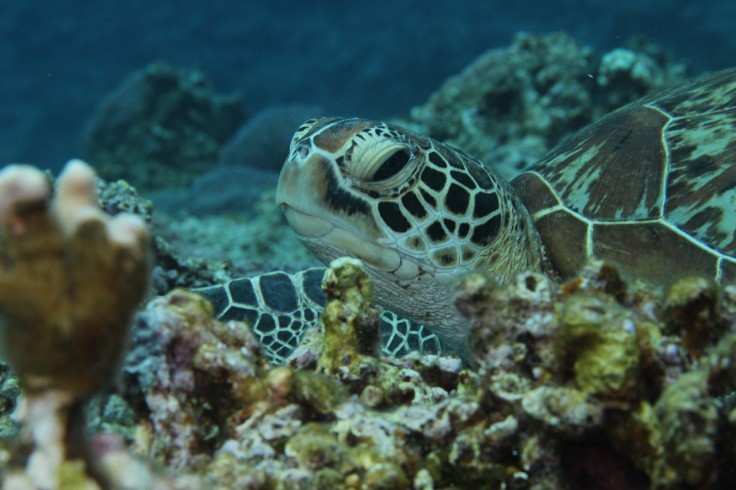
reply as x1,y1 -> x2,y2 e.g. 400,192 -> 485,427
277,117 -> 409,275
277,117 -> 547,348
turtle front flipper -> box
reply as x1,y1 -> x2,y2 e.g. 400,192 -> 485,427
196,268 -> 325,364
379,310 -> 442,358
196,267 -> 442,363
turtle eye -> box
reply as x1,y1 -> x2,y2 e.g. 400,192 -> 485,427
372,149 -> 411,181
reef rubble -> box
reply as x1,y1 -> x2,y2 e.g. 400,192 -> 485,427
2,209 -> 735,488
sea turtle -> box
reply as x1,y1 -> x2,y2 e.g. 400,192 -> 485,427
200,67 -> 736,363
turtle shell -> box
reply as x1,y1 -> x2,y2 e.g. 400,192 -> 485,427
512,67 -> 736,285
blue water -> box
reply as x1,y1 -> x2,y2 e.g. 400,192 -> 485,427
1,0 -> 733,169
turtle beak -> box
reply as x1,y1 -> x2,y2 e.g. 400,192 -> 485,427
276,138 -> 317,214
277,163 -> 337,250
276,147 -> 341,240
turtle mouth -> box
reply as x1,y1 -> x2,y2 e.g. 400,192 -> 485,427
280,204 -> 334,239
280,204 -> 402,272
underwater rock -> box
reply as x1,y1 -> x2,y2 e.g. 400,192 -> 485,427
596,35 -> 688,111
597,49 -> 667,109
557,292 -> 650,400
85,62 -> 245,191
456,258 -> 736,488
152,261 -> 482,488
97,177 -> 155,223
663,276 -> 723,358
399,32 -> 595,179
457,270 -> 557,376
520,386 -> 603,435
219,104 -> 326,171
150,165 -> 278,217
3,219 -> 733,488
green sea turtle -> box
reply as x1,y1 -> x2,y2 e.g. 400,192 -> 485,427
200,67 -> 736,363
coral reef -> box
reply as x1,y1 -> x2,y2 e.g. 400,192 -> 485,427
96,178 -> 155,224
84,62 -> 245,191
2,33 -> 731,489
597,35 -> 689,111
398,32 -> 687,179
114,257 -> 735,488
456,260 -> 736,488
2,195 -> 735,487
119,289 -> 268,468
0,160 -> 150,399
316,257 -> 382,377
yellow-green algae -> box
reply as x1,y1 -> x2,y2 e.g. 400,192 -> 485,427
653,370 -> 718,487
318,256 -> 381,378
557,292 -> 654,399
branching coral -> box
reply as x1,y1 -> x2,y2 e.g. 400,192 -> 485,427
0,160 -> 151,488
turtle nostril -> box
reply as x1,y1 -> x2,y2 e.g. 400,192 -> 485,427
295,143 -> 310,159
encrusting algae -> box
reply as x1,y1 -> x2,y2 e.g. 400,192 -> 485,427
1,162 -> 736,489
317,257 -> 382,378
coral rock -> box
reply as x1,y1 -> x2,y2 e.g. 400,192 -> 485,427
318,257 -> 381,378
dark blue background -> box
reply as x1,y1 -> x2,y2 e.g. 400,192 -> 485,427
2,0 -> 733,168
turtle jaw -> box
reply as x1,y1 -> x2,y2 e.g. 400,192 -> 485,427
279,203 -> 402,273
279,204 -> 334,239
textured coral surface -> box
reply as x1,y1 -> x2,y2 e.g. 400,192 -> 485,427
59,259 -> 736,488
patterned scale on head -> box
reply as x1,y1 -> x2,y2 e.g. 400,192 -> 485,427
276,118 -> 551,352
